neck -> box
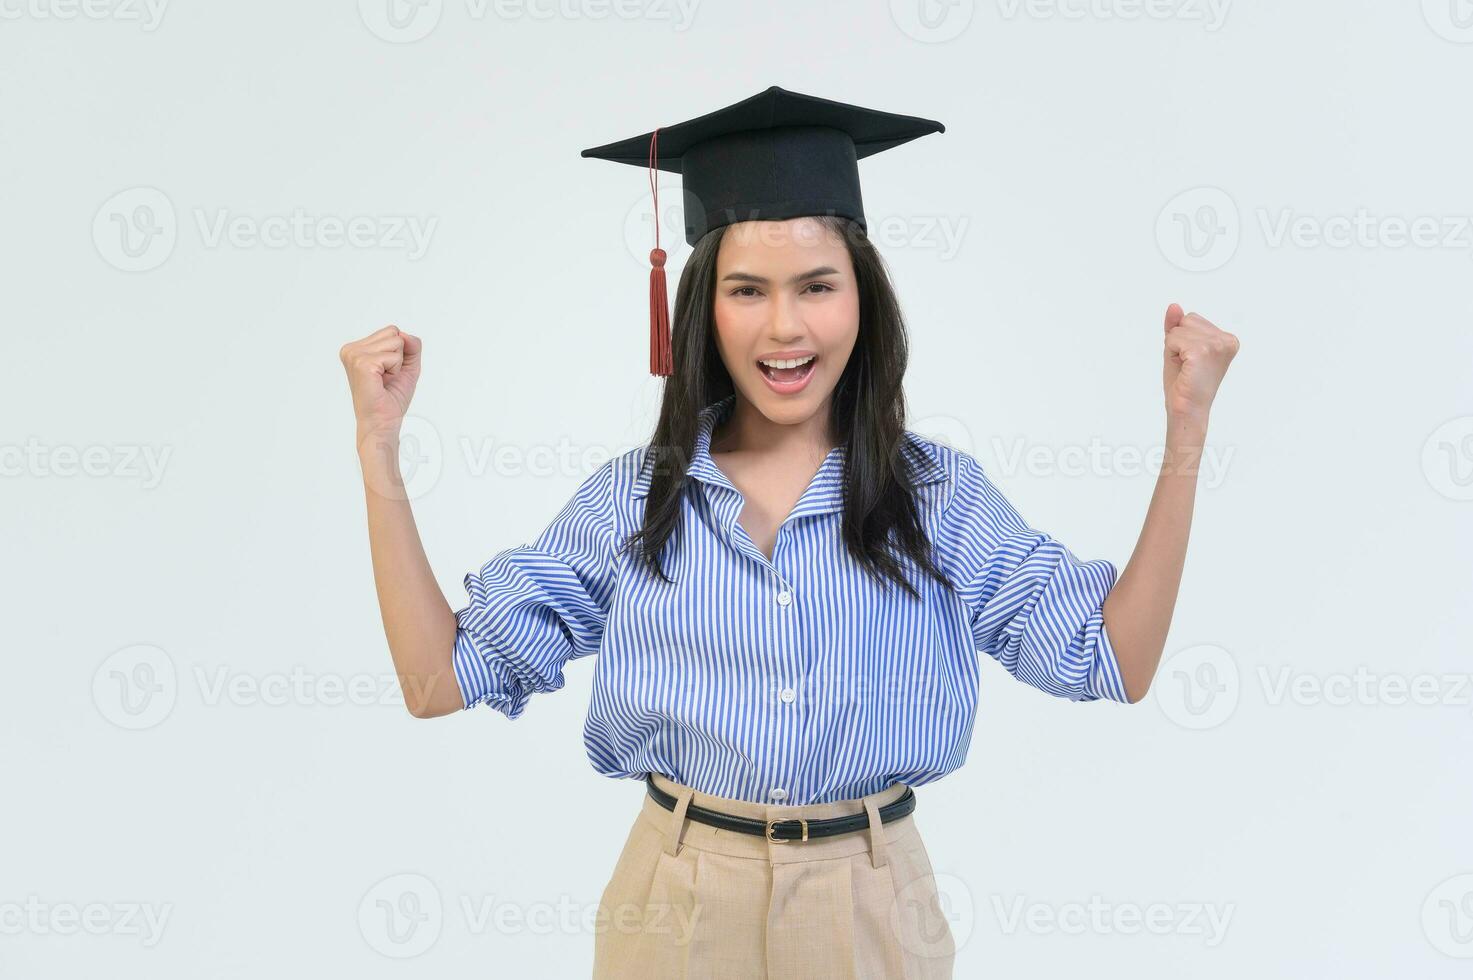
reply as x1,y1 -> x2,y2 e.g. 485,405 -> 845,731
711,393 -> 838,461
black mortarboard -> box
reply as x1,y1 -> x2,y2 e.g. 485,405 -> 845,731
580,85 -> 945,377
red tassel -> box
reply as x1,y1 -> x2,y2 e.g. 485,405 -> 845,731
649,247 -> 672,376
646,127 -> 673,377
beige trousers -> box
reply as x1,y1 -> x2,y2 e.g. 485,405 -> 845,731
592,773 -> 956,979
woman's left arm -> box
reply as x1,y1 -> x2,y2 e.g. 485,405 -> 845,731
1103,303 -> 1240,702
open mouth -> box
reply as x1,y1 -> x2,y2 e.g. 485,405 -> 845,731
757,354 -> 818,390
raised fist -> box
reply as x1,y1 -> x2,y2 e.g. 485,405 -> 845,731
339,325 -> 422,437
1162,304 -> 1239,423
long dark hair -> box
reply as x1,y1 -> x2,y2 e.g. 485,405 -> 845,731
620,216 -> 953,600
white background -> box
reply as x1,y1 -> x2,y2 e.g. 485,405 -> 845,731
3,1 -> 1471,976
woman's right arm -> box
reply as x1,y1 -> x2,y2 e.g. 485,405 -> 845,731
340,325 -> 464,719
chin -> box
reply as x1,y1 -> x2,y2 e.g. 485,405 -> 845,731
741,374 -> 832,425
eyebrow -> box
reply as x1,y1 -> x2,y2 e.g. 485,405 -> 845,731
719,266 -> 842,286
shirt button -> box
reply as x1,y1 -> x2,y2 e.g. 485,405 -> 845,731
779,687 -> 796,704
776,590 -> 792,607
769,787 -> 787,801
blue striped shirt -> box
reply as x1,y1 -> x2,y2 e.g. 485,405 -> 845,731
452,393 -> 1129,806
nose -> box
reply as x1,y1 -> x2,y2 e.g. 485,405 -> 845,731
768,290 -> 804,344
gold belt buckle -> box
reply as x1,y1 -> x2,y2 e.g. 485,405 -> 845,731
765,817 -> 809,843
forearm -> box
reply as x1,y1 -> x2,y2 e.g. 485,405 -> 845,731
1102,412 -> 1208,702
357,427 -> 462,718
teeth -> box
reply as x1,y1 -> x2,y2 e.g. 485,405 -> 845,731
759,355 -> 815,369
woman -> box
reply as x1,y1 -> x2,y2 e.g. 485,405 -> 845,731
339,88 -> 1238,978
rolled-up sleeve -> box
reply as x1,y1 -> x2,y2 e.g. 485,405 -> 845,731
940,452 -> 1129,703
452,460 -> 617,719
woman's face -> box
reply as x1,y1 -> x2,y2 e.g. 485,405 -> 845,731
711,217 -> 860,428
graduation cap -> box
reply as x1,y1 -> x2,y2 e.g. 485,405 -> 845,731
580,85 -> 945,377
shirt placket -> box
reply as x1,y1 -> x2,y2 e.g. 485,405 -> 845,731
704,485 -> 801,804
766,526 -> 802,806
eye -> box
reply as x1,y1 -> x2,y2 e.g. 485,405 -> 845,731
731,286 -> 761,298
803,282 -> 835,294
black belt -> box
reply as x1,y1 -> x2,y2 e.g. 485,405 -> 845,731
644,773 -> 916,843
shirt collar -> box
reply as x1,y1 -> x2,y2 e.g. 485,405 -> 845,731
631,394 -> 948,511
